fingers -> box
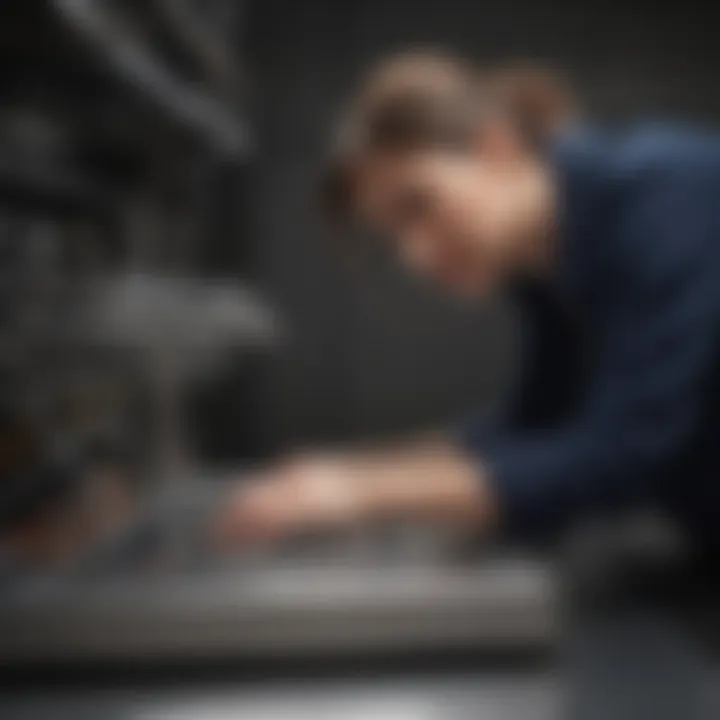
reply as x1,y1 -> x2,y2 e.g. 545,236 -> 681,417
214,478 -> 290,549
211,453 -> 373,553
211,463 -> 356,551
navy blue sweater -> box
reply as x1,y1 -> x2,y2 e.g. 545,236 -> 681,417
458,124 -> 720,544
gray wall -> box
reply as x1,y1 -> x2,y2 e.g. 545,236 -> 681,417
244,0 -> 720,449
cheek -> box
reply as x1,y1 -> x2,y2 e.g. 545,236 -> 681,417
433,195 -> 492,270
433,171 -> 498,251
429,204 -> 509,292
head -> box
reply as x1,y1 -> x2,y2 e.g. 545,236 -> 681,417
321,51 -> 575,297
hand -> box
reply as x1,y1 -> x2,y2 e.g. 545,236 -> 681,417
214,454 -> 370,547
214,444 -> 495,549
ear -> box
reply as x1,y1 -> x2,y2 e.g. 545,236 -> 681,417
471,116 -> 525,165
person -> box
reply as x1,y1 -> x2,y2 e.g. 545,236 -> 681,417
216,50 -> 720,550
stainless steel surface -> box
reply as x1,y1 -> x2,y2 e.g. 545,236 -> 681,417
0,559 -> 556,662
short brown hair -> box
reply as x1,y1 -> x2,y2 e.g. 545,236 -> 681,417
320,50 -> 574,229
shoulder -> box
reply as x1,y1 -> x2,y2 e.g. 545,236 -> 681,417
554,121 -> 720,190
605,126 -> 720,318
610,123 -> 720,261
554,123 -> 720,304
609,122 -> 720,198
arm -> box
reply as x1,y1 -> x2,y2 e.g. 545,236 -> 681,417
459,178 -> 718,538
217,180 -> 716,545
216,440 -> 497,545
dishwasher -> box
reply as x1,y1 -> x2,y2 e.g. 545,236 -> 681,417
0,475 -> 558,664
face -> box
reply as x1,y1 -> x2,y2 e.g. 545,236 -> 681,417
354,146 -> 541,298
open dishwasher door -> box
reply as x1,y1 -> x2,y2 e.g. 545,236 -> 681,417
0,476 -> 558,665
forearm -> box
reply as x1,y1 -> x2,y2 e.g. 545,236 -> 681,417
352,440 -> 497,527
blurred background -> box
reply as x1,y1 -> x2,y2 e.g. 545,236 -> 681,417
0,1 -> 719,719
